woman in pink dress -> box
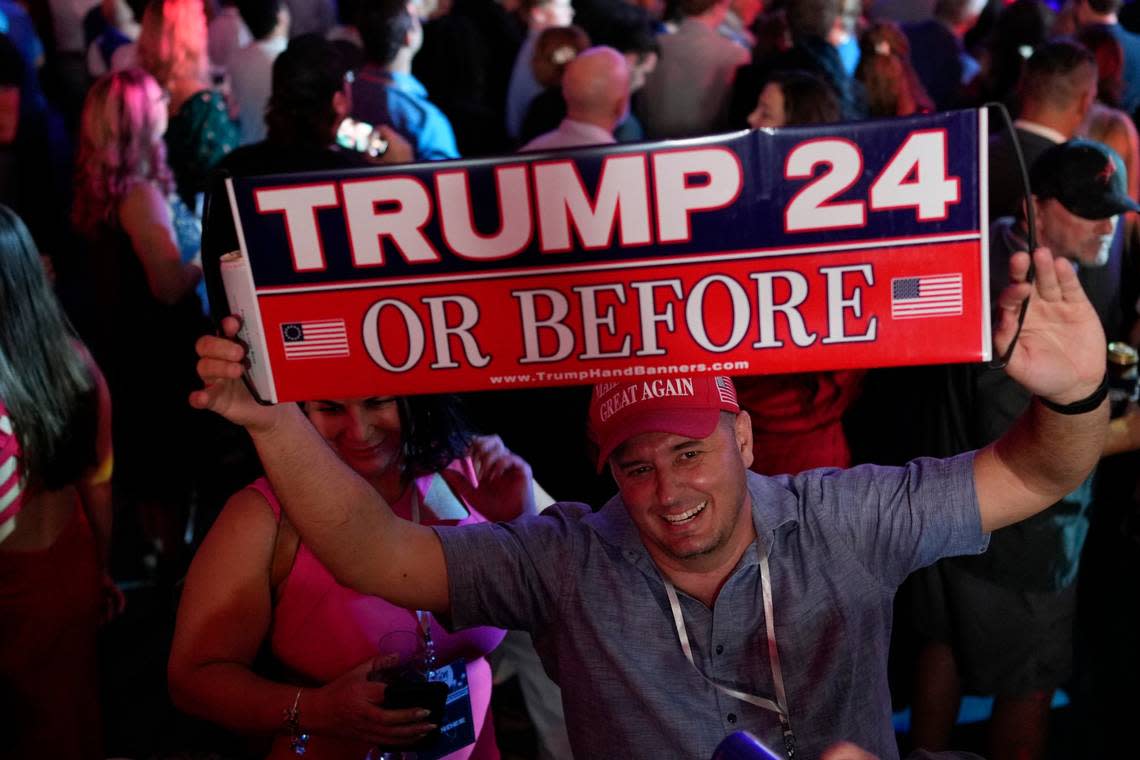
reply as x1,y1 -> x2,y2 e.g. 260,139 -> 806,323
169,393 -> 535,758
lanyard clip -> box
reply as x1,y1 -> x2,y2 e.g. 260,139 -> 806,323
415,607 -> 438,674
781,719 -> 796,759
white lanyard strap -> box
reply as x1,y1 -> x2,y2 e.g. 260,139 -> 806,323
758,554 -> 790,724
663,551 -> 796,758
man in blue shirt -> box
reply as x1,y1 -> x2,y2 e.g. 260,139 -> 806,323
192,247 -> 1108,758
352,0 -> 459,161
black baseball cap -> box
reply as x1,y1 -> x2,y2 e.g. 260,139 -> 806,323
1030,139 -> 1140,220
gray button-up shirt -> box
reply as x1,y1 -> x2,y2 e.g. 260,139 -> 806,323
436,453 -> 986,759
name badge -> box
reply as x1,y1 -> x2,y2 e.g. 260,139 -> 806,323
417,658 -> 476,759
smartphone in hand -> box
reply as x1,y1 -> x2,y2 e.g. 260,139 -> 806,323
336,118 -> 389,158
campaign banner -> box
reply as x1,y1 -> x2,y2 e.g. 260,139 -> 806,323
218,109 -> 990,403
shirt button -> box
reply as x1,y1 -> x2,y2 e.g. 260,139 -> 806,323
727,713 -> 737,724
715,644 -> 724,655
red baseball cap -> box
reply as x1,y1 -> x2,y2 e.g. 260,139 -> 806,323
588,376 -> 740,471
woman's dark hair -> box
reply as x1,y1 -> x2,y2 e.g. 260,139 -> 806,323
0,205 -> 97,490
979,0 -> 1051,107
396,394 -> 473,479
766,69 -> 841,125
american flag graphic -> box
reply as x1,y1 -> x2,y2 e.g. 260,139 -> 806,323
715,376 -> 738,406
281,320 -> 350,359
890,274 -> 963,319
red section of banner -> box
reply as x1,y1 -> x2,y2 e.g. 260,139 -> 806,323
254,241 -> 987,401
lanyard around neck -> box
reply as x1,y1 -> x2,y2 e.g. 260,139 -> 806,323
663,551 -> 796,758
356,68 -> 394,87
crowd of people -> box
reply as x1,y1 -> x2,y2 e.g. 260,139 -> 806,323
3,0 -> 1140,759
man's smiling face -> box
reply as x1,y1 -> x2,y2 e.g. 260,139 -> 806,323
610,412 -> 754,572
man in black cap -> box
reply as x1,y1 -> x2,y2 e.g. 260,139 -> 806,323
994,139 -> 1137,335
909,139 -> 1140,760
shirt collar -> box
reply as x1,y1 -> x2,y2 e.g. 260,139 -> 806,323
259,35 -> 288,55
585,470 -> 801,573
557,118 -> 617,145
744,470 -> 801,558
1013,119 -> 1066,145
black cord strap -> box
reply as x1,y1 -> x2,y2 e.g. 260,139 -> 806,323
1038,375 -> 1109,415
986,102 -> 1036,371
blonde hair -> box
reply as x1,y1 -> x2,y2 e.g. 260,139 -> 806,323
137,0 -> 206,89
72,68 -> 173,237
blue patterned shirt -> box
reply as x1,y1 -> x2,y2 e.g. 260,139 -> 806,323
437,454 -> 986,759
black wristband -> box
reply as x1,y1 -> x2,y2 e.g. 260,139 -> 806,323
1038,375 -> 1109,415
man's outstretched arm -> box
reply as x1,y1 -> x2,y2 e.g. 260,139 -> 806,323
192,318 -> 450,613
974,247 -> 1109,532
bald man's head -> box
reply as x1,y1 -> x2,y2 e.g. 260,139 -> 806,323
562,46 -> 631,132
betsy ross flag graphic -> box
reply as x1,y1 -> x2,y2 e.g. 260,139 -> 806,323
281,320 -> 350,359
890,274 -> 963,319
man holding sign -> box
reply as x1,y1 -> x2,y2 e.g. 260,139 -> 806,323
191,244 -> 1106,759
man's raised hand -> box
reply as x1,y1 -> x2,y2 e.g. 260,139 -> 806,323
995,247 -> 1106,405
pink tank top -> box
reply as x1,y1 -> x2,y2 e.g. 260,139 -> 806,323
254,458 -> 505,760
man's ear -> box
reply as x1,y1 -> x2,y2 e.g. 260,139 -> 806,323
733,410 -> 753,469
1077,85 -> 1095,121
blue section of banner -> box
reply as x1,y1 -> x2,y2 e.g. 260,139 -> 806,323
228,111 -> 981,290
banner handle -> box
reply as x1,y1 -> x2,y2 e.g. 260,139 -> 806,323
985,102 -> 1034,371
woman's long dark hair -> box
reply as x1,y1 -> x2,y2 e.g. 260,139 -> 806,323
397,394 -> 474,479
766,69 -> 842,126
0,205 -> 98,490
